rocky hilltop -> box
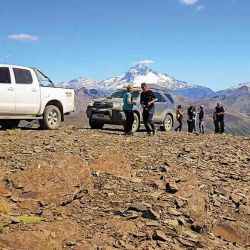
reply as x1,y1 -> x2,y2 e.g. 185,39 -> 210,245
0,128 -> 249,249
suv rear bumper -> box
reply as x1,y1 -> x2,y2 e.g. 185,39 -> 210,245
86,107 -> 125,125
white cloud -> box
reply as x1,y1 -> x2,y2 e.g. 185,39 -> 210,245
196,5 -> 205,10
7,33 -> 39,42
134,59 -> 155,65
179,0 -> 198,5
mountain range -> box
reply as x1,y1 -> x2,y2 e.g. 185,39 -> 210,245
60,64 -> 250,114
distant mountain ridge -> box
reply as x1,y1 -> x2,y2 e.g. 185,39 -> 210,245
60,64 -> 215,99
59,65 -> 250,110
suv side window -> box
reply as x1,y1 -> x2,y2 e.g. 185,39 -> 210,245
13,68 -> 33,84
154,92 -> 164,102
164,93 -> 174,104
0,67 -> 11,84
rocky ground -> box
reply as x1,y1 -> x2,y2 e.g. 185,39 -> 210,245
0,127 -> 249,250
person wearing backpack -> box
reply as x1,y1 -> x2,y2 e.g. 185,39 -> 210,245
174,105 -> 184,132
123,85 -> 136,135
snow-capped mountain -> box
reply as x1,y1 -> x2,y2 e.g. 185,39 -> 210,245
95,64 -> 214,99
96,64 -> 189,89
211,83 -> 250,114
212,82 -> 250,99
59,77 -> 96,92
58,65 -> 215,99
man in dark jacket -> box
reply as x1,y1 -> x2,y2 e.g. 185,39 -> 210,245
214,102 -> 225,134
140,83 -> 158,135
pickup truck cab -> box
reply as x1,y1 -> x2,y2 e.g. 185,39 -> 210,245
0,64 -> 75,129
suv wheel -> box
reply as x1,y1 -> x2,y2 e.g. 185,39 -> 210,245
0,120 -> 20,129
132,112 -> 140,132
89,118 -> 104,129
40,105 -> 61,130
160,114 -> 172,131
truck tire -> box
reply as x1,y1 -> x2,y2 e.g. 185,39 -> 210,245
0,120 -> 20,129
160,114 -> 173,131
132,112 -> 140,132
89,118 -> 104,129
41,105 -> 61,130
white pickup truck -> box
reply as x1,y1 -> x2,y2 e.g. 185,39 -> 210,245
0,64 -> 75,129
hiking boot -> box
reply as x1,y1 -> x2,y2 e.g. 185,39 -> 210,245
153,128 -> 157,135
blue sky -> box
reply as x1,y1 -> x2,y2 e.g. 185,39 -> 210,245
0,0 -> 249,90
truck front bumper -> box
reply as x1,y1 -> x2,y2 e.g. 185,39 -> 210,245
86,107 -> 125,125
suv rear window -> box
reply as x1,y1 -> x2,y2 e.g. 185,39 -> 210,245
0,67 -> 11,84
13,68 -> 33,84
111,89 -> 140,98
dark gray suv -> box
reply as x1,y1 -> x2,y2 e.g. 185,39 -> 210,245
86,87 -> 175,132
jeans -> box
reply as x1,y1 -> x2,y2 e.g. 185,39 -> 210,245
199,120 -> 204,134
123,110 -> 134,133
175,118 -> 183,131
188,119 -> 196,133
143,107 -> 155,133
214,119 -> 224,134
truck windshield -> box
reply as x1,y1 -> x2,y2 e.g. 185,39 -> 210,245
111,89 -> 140,99
35,69 -> 55,87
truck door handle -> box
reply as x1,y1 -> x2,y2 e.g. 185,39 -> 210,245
32,88 -> 38,92
8,87 -> 14,91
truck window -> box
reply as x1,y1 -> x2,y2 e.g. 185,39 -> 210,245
111,90 -> 140,98
13,68 -> 33,84
164,93 -> 174,104
154,92 -> 164,102
0,67 -> 11,84
35,69 -> 54,87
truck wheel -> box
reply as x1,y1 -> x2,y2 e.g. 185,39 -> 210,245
132,112 -> 140,132
89,119 -> 104,129
160,114 -> 173,131
0,120 -> 20,129
41,105 -> 61,130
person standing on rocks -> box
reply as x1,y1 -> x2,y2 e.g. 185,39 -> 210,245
174,105 -> 184,132
140,83 -> 158,135
213,102 -> 225,134
198,105 -> 205,134
187,106 -> 196,133
123,85 -> 136,135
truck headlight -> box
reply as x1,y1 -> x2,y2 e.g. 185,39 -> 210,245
113,103 -> 122,109
88,100 -> 94,107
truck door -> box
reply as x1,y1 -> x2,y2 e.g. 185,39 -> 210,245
153,92 -> 167,122
0,66 -> 15,114
13,67 -> 40,114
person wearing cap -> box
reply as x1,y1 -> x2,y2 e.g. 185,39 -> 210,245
123,85 -> 136,135
174,105 -> 184,132
198,105 -> 205,134
140,83 -> 158,135
213,102 -> 225,134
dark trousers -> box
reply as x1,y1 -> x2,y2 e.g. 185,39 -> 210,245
124,110 -> 134,133
143,107 -> 155,133
214,120 -> 224,134
175,118 -> 183,131
187,119 -> 195,133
